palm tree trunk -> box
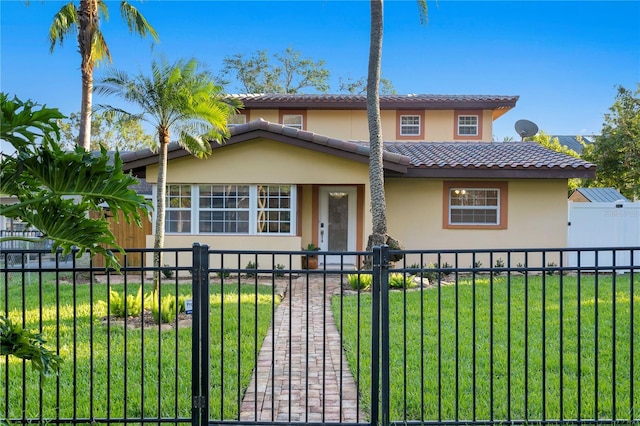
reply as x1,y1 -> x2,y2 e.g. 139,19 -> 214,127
366,0 -> 387,250
77,0 -> 98,151
153,130 -> 169,291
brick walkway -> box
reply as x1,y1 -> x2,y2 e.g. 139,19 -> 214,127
240,275 -> 366,422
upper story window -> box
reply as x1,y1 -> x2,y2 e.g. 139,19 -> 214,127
457,115 -> 478,136
454,111 -> 483,140
442,181 -> 508,229
282,114 -> 303,129
400,115 -> 421,136
227,114 -> 247,127
396,110 -> 425,140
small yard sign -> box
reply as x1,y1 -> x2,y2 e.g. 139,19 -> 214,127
185,299 -> 193,315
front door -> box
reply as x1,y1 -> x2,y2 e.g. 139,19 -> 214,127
318,186 -> 357,265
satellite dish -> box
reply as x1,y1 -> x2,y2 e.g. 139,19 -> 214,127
515,119 -> 539,140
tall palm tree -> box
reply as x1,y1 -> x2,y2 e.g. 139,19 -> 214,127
366,0 -> 427,250
95,57 -> 241,289
49,0 -> 158,151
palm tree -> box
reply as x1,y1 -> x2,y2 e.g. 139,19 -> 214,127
49,0 -> 158,151
95,57 -> 241,289
366,0 -> 427,251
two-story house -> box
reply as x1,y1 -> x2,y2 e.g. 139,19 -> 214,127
122,94 -> 595,267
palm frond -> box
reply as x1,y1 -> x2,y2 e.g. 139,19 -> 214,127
92,29 -> 112,64
49,2 -> 78,52
120,1 -> 160,42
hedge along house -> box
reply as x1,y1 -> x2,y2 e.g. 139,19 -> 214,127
121,94 -> 596,268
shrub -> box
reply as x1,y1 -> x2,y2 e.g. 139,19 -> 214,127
161,264 -> 174,279
109,286 -> 143,318
275,264 -> 286,278
149,292 -> 179,324
388,272 -> 417,289
547,261 -> 558,276
216,270 -> 231,279
493,258 -> 505,275
245,261 -> 258,278
347,272 -> 372,290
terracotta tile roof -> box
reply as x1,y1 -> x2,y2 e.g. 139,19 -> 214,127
382,142 -> 596,178
229,93 -> 518,110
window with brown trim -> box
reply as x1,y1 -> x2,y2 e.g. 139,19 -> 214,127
396,110 -> 425,140
454,110 -> 483,140
442,181 -> 508,229
280,110 -> 307,130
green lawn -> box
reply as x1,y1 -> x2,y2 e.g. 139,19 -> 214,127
333,273 -> 640,423
1,272 -> 280,422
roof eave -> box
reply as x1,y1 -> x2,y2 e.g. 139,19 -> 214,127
399,167 -> 597,179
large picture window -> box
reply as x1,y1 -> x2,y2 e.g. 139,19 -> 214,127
442,181 -> 508,229
161,184 -> 296,235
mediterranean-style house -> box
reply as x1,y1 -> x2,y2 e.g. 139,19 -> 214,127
121,94 -> 596,267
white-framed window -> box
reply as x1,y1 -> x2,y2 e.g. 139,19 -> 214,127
282,114 -> 303,129
400,115 -> 421,136
449,188 -> 500,225
457,115 -> 478,136
159,184 -> 297,235
166,184 -> 192,233
227,114 -> 247,127
256,185 -> 292,234
199,185 -> 250,233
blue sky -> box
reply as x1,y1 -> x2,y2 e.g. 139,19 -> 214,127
1,0 -> 638,143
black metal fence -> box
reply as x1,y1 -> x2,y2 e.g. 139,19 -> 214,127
1,245 -> 639,426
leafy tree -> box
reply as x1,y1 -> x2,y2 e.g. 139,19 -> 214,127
365,0 -> 427,252
338,75 -> 397,95
1,93 -> 150,268
96,57 -> 241,289
220,47 -> 330,94
526,130 -> 583,194
49,0 -> 159,151
59,111 -> 154,151
582,84 -> 640,200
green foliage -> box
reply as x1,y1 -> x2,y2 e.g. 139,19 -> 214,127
149,292 -> 179,324
0,315 -> 62,377
220,47 -> 330,94
388,272 -> 417,289
244,261 -> 258,278
525,130 -> 584,194
582,84 -> 640,200
302,242 -> 320,252
108,286 -> 143,318
347,272 -> 373,290
493,258 -> 505,275
161,264 -> 174,279
216,270 -> 231,279
0,93 -> 151,270
58,111 -> 154,151
546,261 -> 558,276
275,264 -> 286,278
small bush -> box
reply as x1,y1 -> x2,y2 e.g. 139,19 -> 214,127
347,272 -> 372,290
493,258 -> 505,275
161,264 -> 174,279
149,292 -> 179,324
109,286 -> 143,318
216,270 -> 231,279
546,261 -> 558,276
388,272 -> 417,289
275,264 -> 286,278
245,261 -> 258,277
472,260 -> 483,269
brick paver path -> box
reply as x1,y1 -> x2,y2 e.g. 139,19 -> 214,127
240,275 -> 366,422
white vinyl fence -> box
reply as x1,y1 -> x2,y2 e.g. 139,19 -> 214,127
567,201 -> 640,270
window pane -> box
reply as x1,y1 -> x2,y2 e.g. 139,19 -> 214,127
257,185 -> 292,234
449,187 -> 500,225
165,211 -> 191,233
400,115 -> 420,136
283,114 -> 303,129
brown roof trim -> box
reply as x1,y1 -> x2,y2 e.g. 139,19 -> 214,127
229,94 -> 519,111
121,119 -> 410,174
393,167 -> 596,179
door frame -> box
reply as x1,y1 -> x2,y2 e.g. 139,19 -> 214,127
318,186 -> 358,265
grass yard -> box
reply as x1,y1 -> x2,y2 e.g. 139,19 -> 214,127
1,272 -> 280,422
333,273 -> 640,423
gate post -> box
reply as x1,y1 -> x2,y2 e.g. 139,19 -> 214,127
371,245 -> 391,426
192,243 -> 210,426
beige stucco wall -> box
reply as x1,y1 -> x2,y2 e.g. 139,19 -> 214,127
145,138 -> 372,266
244,108 -> 495,142
385,178 -> 569,265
